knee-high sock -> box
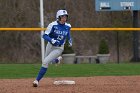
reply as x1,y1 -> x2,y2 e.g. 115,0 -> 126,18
36,67 -> 47,82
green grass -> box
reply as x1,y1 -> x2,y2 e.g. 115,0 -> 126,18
0,63 -> 140,79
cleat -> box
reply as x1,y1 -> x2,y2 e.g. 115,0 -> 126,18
55,56 -> 62,66
57,56 -> 62,64
33,80 -> 39,87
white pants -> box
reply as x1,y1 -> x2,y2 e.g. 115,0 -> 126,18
42,42 -> 64,68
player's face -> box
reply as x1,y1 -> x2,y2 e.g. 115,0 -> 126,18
59,15 -> 67,24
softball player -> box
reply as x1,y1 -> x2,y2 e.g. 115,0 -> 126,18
33,9 -> 72,87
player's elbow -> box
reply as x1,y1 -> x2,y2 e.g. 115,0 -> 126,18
43,34 -> 51,42
42,34 -> 47,39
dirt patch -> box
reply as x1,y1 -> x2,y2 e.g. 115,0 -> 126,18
0,76 -> 140,93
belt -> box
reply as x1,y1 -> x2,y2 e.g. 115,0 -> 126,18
52,44 -> 62,47
57,45 -> 62,47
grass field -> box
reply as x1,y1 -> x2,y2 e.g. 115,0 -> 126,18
0,63 -> 140,79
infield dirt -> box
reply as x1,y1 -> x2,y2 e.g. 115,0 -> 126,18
0,76 -> 140,93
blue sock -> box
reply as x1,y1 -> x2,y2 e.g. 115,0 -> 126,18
36,67 -> 47,82
52,58 -> 59,63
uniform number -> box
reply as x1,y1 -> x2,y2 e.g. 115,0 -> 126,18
57,35 -> 64,41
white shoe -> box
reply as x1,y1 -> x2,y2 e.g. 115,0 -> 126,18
33,80 -> 39,87
57,56 -> 62,64
55,56 -> 62,66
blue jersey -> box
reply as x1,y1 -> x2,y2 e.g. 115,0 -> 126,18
44,21 -> 72,46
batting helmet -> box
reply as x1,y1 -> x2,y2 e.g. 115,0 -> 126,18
56,9 -> 68,20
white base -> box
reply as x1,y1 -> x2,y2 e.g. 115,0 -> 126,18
53,80 -> 75,85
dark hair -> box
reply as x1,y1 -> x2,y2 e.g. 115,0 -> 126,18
58,15 -> 68,21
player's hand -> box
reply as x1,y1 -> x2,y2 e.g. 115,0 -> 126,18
53,41 -> 61,46
68,40 -> 72,47
51,39 -> 61,46
68,43 -> 72,47
51,39 -> 57,44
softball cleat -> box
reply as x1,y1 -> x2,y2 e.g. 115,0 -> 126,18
33,80 -> 39,87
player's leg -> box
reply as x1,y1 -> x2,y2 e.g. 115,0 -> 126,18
42,48 -> 63,67
52,56 -> 62,64
45,43 -> 62,64
33,48 -> 63,87
33,65 -> 49,87
33,65 -> 48,87
33,43 -> 52,87
44,42 -> 52,57
36,49 -> 63,82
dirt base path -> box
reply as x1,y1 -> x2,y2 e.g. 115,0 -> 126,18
0,76 -> 140,93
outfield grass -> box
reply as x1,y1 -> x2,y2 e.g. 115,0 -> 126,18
0,63 -> 140,79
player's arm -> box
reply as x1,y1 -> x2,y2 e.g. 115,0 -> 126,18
43,23 -> 60,46
67,28 -> 72,47
43,23 -> 53,42
43,34 -> 60,46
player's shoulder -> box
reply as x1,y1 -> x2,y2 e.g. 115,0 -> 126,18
65,22 -> 71,28
49,21 -> 58,26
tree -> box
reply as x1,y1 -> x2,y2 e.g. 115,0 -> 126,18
98,39 -> 109,54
